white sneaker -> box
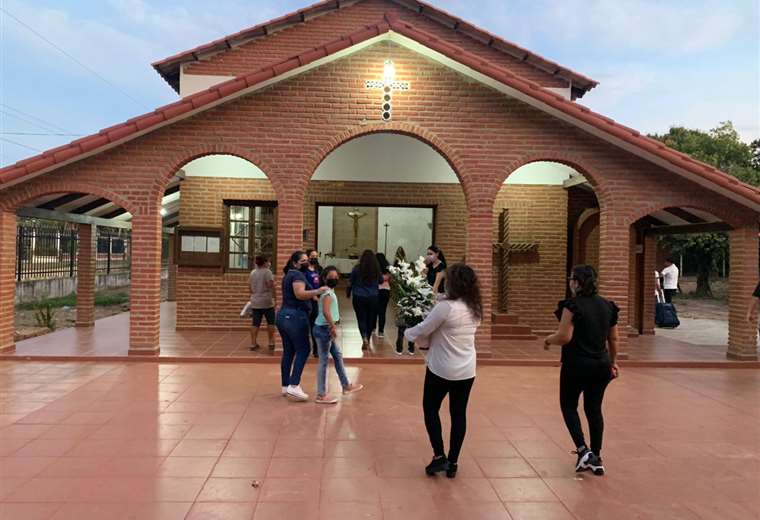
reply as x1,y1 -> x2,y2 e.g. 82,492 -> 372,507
286,385 -> 309,402
281,386 -> 288,396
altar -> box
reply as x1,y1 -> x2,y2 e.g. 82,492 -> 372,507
320,255 -> 357,275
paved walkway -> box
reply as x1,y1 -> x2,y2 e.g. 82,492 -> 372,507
0,362 -> 757,519
5,302 -> 747,364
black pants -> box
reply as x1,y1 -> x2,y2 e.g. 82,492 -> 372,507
559,356 -> 612,455
308,300 -> 319,355
375,289 -> 391,334
663,289 -> 677,304
352,294 -> 378,340
423,368 -> 475,464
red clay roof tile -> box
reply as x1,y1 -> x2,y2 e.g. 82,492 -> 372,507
151,1 -> 597,96
1,16 -> 757,210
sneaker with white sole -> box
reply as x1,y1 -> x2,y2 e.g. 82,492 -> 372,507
342,383 -> 364,395
286,385 -> 309,402
315,394 -> 338,404
574,447 -> 592,472
586,452 -> 605,476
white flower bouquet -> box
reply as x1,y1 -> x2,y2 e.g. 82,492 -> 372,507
388,256 -> 436,328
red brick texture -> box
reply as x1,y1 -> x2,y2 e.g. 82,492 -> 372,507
0,211 -> 15,352
167,234 -> 177,302
184,0 -> 570,90
0,36 -> 757,355
492,185 -> 568,332
641,234 -> 658,335
727,225 -> 759,360
75,224 -> 96,327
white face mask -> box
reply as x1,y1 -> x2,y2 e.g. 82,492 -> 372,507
426,254 -> 436,264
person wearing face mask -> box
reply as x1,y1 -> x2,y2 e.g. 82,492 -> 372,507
544,265 -> 620,477
305,249 -> 323,358
277,251 -> 329,402
425,245 -> 447,296
312,266 -> 365,404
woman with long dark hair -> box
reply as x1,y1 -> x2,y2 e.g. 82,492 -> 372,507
405,263 -> 482,479
277,251 -> 328,401
424,245 -> 447,295
374,252 -> 391,339
347,250 -> 382,349
544,265 -> 620,476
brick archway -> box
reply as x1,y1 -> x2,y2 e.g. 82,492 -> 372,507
307,122 -> 471,200
154,145 -> 282,207
1,180 -> 136,215
625,201 -> 744,230
501,152 -> 610,209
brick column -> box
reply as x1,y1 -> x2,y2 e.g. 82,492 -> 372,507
276,187 -> 306,288
627,227 -> 638,334
641,233 -> 657,334
597,209 -> 629,359
0,210 -> 16,352
129,212 -> 162,355
167,234 -> 177,302
727,224 -> 759,360
75,224 -> 96,327
467,190 -> 496,357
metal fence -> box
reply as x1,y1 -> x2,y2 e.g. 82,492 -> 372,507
15,221 -> 132,281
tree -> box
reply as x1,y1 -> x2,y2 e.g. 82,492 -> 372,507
650,122 -> 759,297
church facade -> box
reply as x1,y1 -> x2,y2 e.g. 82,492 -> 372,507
1,0 -> 758,359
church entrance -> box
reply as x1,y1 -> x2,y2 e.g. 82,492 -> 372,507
303,132 -> 466,357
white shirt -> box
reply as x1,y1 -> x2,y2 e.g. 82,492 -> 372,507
404,299 -> 480,380
661,264 -> 679,290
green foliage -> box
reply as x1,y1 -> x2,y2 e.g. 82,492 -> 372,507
651,121 -> 759,296
33,301 -> 57,331
17,291 -> 129,311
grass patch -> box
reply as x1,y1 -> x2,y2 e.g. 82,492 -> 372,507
17,292 -> 129,311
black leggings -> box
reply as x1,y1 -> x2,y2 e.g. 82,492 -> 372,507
423,368 -> 475,464
559,357 -> 612,455
375,289 -> 390,334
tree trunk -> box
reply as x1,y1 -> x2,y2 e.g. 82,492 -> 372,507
695,266 -> 713,297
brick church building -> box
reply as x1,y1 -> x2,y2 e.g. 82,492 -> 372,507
1,0 -> 758,360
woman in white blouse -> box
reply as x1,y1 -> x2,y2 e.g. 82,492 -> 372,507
405,263 -> 482,479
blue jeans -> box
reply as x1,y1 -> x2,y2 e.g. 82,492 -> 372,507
276,308 -> 311,387
313,324 -> 350,395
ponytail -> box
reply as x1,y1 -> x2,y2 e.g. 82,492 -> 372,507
571,265 -> 598,297
283,250 -> 305,275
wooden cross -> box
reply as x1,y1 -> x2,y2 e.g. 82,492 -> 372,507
365,61 -> 410,121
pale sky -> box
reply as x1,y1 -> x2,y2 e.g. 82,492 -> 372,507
1,0 -> 758,166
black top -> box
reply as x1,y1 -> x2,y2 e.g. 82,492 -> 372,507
753,282 -> 760,298
426,262 -> 446,293
554,295 -> 619,362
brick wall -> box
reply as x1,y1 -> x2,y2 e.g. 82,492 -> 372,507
492,184 -> 568,332
185,0 -> 569,90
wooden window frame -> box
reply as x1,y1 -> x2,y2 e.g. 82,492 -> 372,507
223,200 -> 278,272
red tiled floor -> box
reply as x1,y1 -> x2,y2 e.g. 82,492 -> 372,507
0,362 -> 758,519
6,298 -> 749,364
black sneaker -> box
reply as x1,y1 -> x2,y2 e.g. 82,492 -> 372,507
587,452 -> 605,476
446,462 -> 458,479
425,456 -> 449,476
574,447 -> 592,472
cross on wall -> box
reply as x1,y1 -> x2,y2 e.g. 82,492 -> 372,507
365,60 -> 410,121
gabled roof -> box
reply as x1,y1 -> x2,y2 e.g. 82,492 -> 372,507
2,15 -> 758,212
152,0 -> 598,98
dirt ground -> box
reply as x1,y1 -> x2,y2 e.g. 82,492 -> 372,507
14,281 -> 168,342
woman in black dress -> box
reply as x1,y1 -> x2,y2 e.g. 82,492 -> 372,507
544,265 -> 620,476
